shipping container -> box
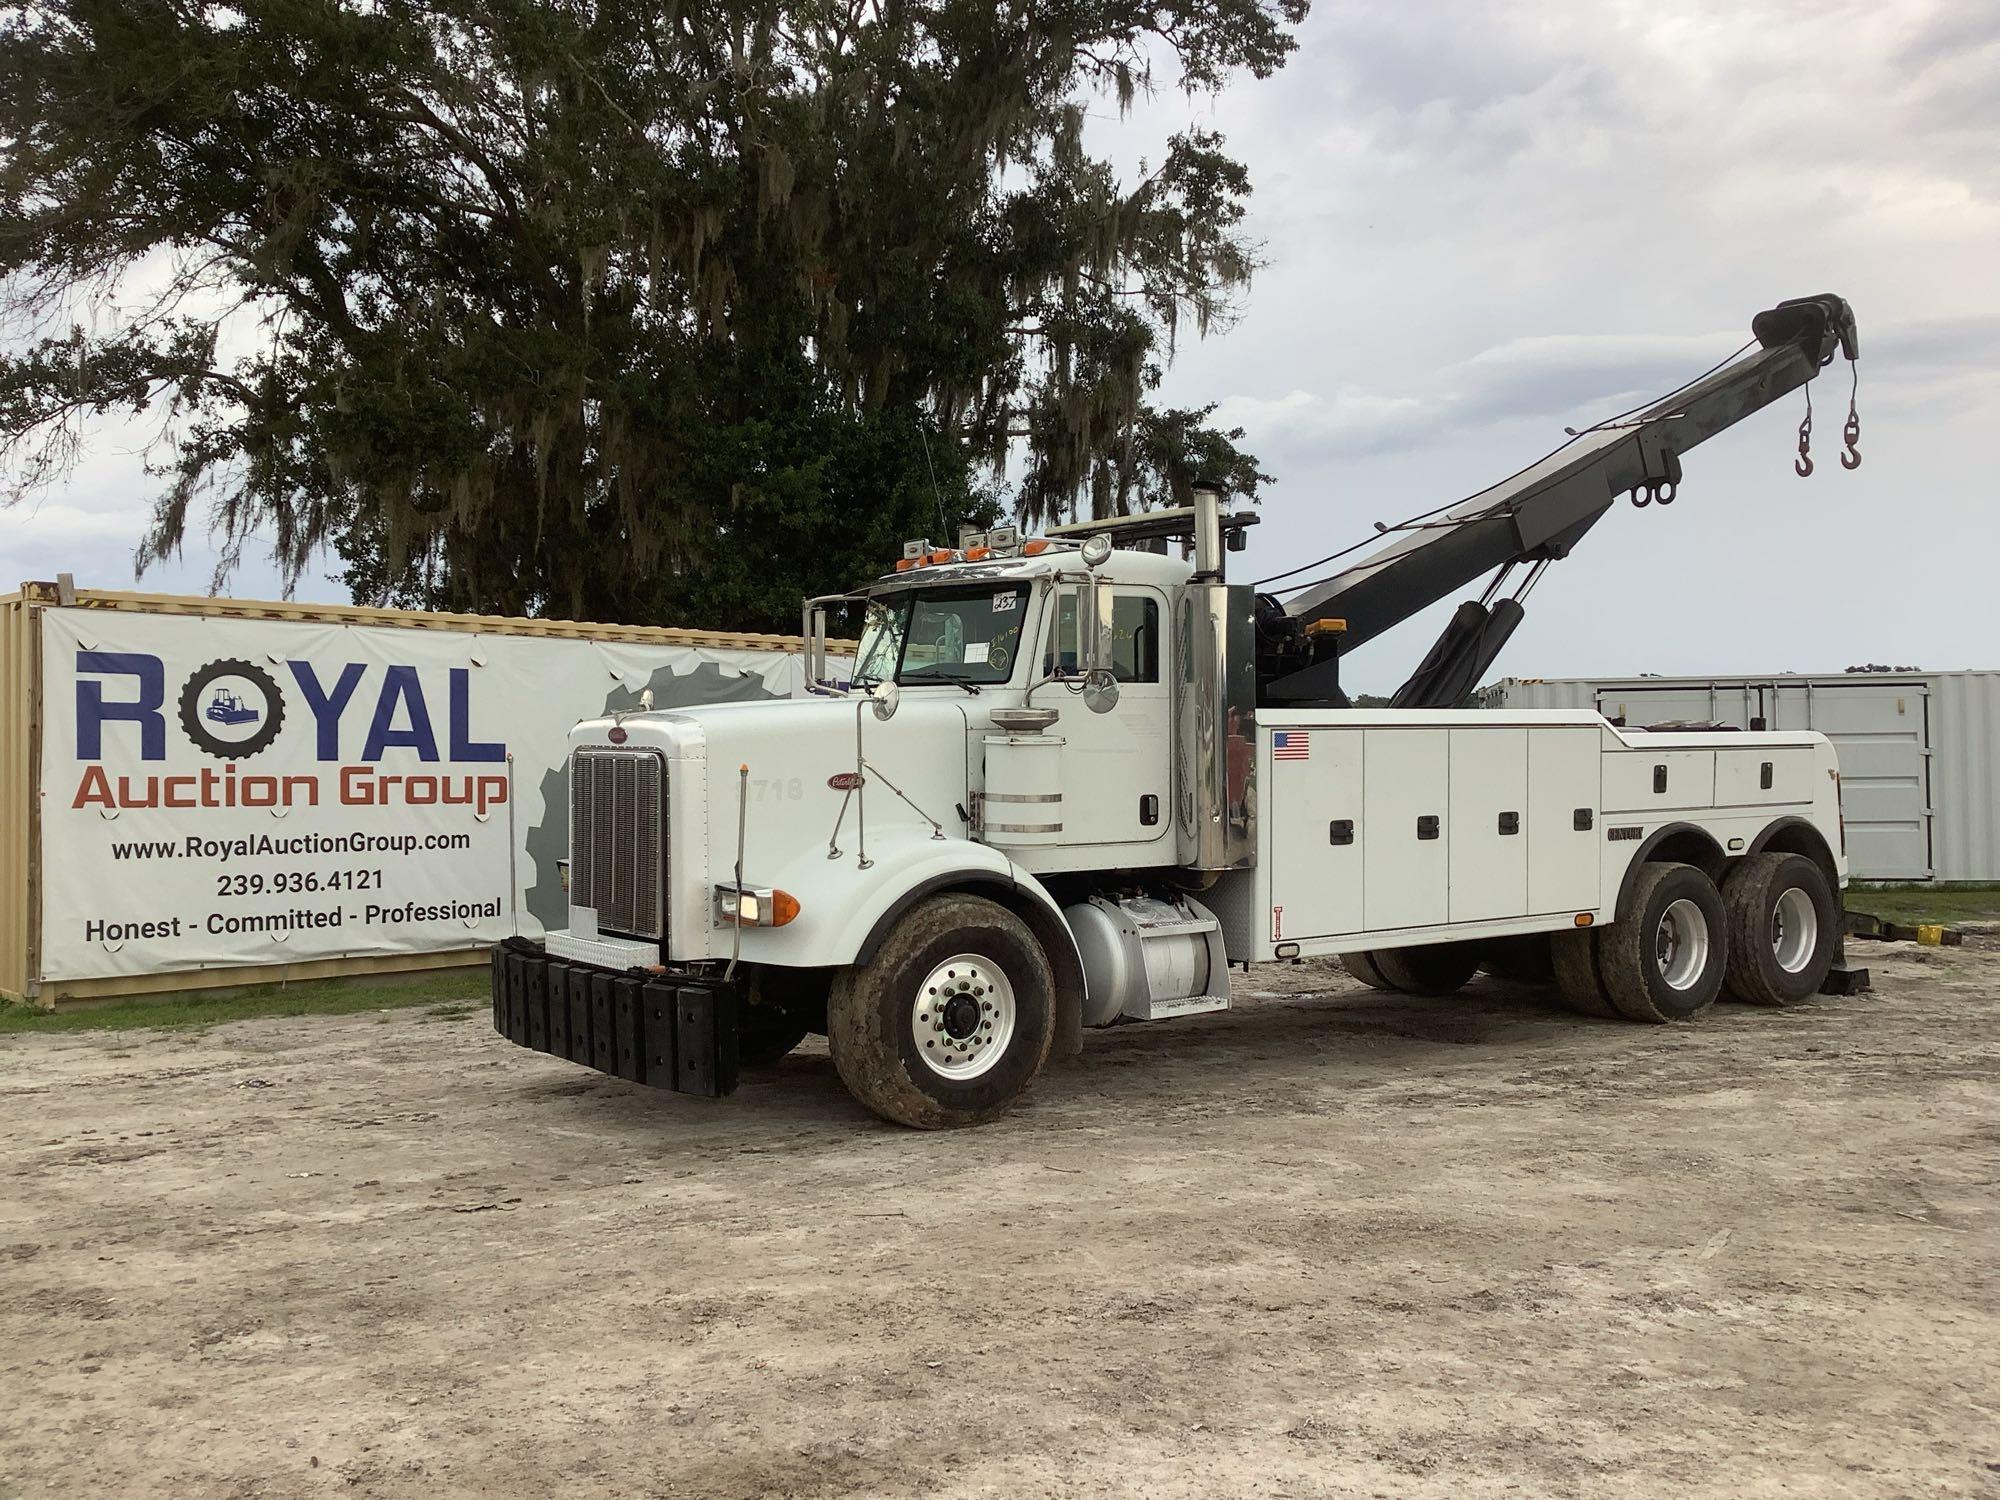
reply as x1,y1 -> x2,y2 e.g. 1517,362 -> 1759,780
1478,672 -> 1998,882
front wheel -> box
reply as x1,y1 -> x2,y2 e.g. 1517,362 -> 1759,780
828,893 -> 1056,1128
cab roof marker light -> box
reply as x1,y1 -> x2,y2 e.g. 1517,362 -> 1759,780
1022,538 -> 1051,555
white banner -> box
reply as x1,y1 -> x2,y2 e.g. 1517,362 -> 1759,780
37,610 -> 805,981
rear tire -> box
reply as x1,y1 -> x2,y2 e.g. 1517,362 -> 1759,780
1551,928 -> 1621,1018
1373,942 -> 1482,997
1597,862 -> 1727,1023
1340,951 -> 1396,991
1720,853 -> 1837,1005
1479,934 -> 1557,985
827,894 -> 1055,1129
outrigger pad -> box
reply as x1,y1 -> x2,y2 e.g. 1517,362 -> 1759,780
491,946 -> 740,1098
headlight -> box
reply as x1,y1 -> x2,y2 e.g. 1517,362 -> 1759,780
713,885 -> 800,927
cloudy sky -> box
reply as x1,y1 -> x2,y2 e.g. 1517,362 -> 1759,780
4,0 -> 1995,696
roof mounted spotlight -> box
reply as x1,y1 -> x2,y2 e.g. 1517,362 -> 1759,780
987,524 -> 1022,558
902,538 -> 930,563
1080,532 -> 1114,568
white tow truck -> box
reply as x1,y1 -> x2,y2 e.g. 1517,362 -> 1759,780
491,294 -> 1870,1127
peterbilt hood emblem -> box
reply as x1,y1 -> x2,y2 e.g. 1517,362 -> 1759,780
827,771 -> 864,791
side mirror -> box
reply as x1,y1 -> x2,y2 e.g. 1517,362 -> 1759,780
870,681 -> 900,721
1077,577 -> 1119,713
801,595 -> 851,694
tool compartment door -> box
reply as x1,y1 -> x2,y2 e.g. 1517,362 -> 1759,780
1364,729 -> 1450,931
1602,749 -> 1716,812
1263,726 -> 1366,940
1448,728 -> 1528,922
1528,726 -> 1602,914
1716,747 -> 1816,807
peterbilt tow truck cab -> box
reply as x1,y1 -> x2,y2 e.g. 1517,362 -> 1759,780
491,293 -> 1868,1128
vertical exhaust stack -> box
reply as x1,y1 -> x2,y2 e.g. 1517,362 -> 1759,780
1175,480 -> 1257,871
1191,480 -> 1225,581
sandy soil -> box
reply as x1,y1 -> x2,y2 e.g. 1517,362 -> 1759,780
1,938 -> 1995,1500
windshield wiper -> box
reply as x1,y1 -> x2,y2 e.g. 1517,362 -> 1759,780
904,671 -> 983,695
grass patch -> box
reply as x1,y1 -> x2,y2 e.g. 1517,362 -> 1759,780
1847,883 -> 1998,928
0,970 -> 488,1036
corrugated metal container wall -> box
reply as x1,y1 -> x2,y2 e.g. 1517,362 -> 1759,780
1929,671 -> 2000,885
1478,672 -> 1998,882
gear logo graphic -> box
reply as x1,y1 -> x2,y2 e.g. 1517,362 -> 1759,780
178,658 -> 287,759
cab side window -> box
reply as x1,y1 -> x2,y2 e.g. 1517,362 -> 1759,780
1111,596 -> 1159,683
1042,593 -> 1160,683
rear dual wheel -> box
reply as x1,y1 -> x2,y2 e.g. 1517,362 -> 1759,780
1554,862 -> 1727,1022
1719,853 -> 1837,1005
1596,862 -> 1728,1022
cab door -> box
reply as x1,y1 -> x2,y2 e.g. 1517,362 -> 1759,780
1042,586 -> 1173,848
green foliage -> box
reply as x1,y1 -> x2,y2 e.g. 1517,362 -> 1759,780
0,970 -> 485,1034
1844,883 -> 1997,928
0,0 -> 1301,629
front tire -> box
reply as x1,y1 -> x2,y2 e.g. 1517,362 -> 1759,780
1597,862 -> 1728,1023
1719,853 -> 1837,1005
828,894 -> 1056,1128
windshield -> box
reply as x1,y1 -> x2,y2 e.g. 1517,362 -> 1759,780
853,585 -> 1030,687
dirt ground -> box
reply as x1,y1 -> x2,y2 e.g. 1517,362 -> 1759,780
2,938 -> 1995,1500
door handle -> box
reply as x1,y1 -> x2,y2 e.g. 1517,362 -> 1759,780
1329,819 -> 1354,846
1416,815 -> 1440,841
1497,811 -> 1519,835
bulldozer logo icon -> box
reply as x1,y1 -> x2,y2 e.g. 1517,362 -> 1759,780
178,658 -> 286,760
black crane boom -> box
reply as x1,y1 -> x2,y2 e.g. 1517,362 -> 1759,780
1261,294 -> 1859,707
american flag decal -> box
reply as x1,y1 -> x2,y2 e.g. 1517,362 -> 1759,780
1272,730 -> 1310,761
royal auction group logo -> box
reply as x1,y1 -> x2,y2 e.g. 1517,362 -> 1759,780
69,648 -> 512,816
177,658 -> 287,760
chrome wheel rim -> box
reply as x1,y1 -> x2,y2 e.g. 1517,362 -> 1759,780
1771,887 -> 1817,974
912,953 -> 1015,1081
1654,898 -> 1710,991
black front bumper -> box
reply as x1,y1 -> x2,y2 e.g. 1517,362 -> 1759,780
489,942 -> 740,1098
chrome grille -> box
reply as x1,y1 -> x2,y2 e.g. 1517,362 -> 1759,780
570,748 -> 665,940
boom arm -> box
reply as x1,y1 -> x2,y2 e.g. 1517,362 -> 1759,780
1264,294 -> 1859,706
